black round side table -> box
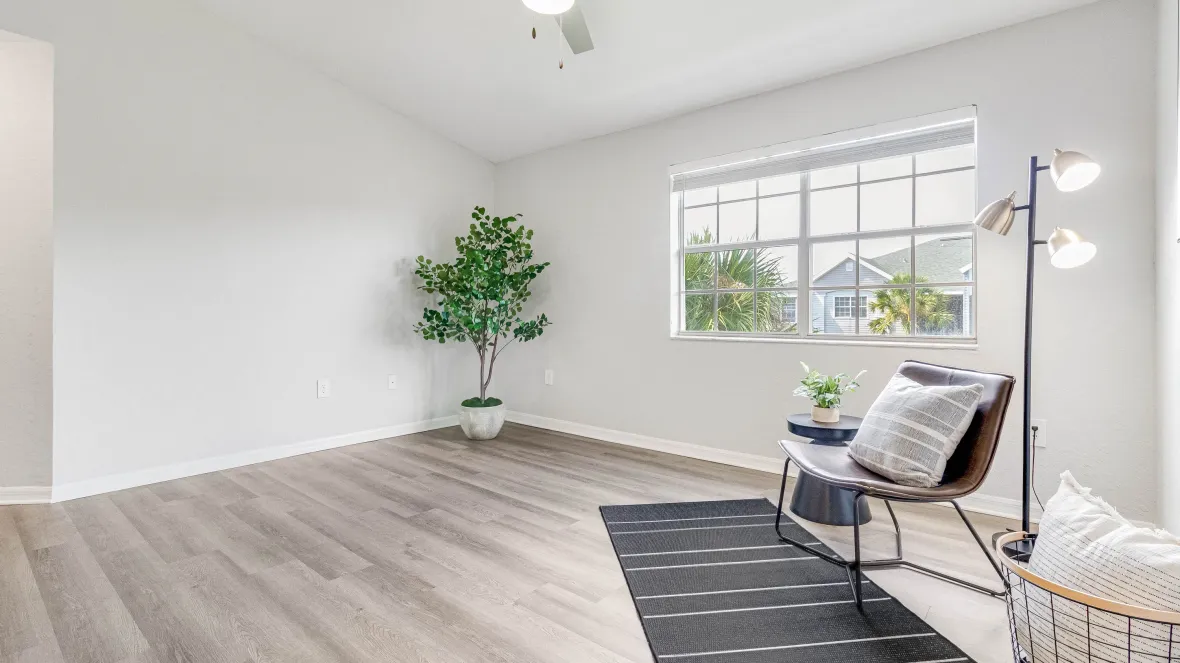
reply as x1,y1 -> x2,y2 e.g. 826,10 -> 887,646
786,413 -> 871,526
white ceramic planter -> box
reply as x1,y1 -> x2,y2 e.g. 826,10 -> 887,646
811,406 -> 840,423
459,403 -> 507,440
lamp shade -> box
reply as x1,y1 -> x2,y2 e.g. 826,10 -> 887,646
1046,227 -> 1097,268
522,0 -> 574,14
1049,149 -> 1101,192
973,192 -> 1018,236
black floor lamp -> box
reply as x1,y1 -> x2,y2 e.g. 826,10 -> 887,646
973,148 -> 1100,557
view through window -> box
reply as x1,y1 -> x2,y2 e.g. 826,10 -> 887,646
673,116 -> 977,342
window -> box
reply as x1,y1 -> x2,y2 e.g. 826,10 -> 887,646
833,296 -> 868,320
672,109 -> 977,343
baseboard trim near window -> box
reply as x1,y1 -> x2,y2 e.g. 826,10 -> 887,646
507,411 -> 786,474
505,410 -> 1039,524
0,486 -> 53,505
47,415 -> 459,503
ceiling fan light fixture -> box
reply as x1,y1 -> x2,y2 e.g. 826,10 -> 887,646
522,0 -> 574,15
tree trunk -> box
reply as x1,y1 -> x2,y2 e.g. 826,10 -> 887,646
481,336 -> 499,401
479,351 -> 486,401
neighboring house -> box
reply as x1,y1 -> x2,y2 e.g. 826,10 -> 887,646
809,236 -> 972,336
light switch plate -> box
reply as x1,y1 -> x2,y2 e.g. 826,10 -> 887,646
388,375 -> 398,390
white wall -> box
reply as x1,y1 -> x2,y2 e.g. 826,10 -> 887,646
495,0 -> 1159,519
0,0 -> 493,494
1157,0 -> 1180,532
0,35 -> 53,488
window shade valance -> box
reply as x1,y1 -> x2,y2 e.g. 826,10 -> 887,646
671,119 -> 975,192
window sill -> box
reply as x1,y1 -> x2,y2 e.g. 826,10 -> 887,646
671,333 -> 978,350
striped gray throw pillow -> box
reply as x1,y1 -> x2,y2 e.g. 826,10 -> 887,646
847,373 -> 984,488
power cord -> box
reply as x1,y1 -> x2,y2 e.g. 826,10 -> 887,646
1030,425 -> 1044,513
991,426 -> 1045,546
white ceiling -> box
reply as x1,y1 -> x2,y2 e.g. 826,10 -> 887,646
191,0 -> 1098,162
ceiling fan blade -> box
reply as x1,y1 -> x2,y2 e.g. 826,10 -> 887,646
557,5 -> 594,54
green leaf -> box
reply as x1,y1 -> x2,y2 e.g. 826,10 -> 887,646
461,396 -> 504,408
413,206 -> 551,395
793,365 -> 864,409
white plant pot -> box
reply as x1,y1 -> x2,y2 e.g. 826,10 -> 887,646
811,406 -> 840,423
459,403 -> 507,440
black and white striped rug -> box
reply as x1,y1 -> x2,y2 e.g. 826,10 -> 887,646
600,498 -> 974,663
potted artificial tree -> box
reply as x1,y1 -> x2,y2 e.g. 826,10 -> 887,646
413,207 -> 550,440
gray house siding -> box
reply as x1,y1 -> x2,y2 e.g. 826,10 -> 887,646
810,290 -> 864,335
811,257 -> 894,334
808,235 -> 973,336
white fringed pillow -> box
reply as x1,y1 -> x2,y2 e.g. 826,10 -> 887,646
847,373 -> 983,487
1023,472 -> 1180,663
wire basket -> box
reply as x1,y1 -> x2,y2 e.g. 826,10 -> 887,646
997,532 -> 1180,663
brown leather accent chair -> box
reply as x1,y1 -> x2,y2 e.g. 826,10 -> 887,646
774,360 -> 1016,607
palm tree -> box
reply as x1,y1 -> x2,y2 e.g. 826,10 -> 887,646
684,229 -> 796,332
867,273 -> 954,334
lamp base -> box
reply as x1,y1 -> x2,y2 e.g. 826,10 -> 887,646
993,531 -> 1037,563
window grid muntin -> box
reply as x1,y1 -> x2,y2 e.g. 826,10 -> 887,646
677,149 -> 976,341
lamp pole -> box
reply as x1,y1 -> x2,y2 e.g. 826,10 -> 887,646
1014,156 -> 1051,534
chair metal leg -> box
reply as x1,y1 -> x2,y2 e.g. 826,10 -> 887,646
774,460 -> 1005,599
951,500 -> 1007,586
772,461 -> 1004,600
774,459 -> 850,568
883,500 -> 903,559
851,493 -> 864,609
860,499 -> 1007,597
775,459 -> 865,604
775,458 -> 790,536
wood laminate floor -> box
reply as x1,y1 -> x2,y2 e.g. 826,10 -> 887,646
0,424 -> 1016,663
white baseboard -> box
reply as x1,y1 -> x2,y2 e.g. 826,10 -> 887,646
507,411 -> 786,474
35,410 -> 1038,525
956,492 -> 1041,523
0,486 -> 52,505
50,416 -> 458,503
507,411 -> 1034,523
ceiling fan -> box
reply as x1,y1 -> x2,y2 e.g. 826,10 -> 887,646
522,0 -> 595,67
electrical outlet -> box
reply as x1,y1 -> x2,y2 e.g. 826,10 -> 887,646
544,369 -> 554,386
388,375 -> 398,390
1031,418 -> 1048,448
317,379 -> 331,399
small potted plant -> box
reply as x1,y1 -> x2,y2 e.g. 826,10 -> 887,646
793,362 -> 865,423
413,207 -> 550,440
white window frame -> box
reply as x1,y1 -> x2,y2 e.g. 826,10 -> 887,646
669,108 -> 978,347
